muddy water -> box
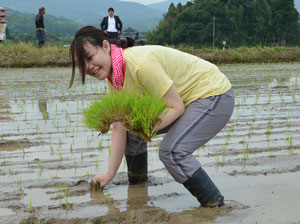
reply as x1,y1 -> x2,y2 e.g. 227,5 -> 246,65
0,63 -> 299,224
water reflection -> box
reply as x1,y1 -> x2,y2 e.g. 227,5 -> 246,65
127,183 -> 149,210
89,183 -> 149,214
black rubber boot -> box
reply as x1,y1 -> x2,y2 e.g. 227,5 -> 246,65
183,167 -> 224,207
125,151 -> 148,185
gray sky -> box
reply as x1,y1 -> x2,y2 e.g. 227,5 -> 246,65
120,0 -> 167,5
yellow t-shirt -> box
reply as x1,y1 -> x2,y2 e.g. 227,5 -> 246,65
107,45 -> 231,107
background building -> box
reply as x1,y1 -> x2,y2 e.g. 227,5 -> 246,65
120,27 -> 146,45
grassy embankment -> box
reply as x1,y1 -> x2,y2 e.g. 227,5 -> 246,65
0,43 -> 70,68
1,43 -> 300,68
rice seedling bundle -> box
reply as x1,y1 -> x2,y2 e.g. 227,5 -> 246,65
83,91 -> 166,141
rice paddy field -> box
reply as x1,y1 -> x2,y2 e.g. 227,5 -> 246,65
0,63 -> 299,224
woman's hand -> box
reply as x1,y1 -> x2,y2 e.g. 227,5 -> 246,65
92,173 -> 113,190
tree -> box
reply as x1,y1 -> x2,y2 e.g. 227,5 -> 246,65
254,0 -> 272,45
269,0 -> 300,45
147,0 -> 300,47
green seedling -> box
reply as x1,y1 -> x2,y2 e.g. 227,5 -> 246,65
81,151 -> 84,161
50,146 -> 54,155
255,92 -> 259,104
268,117 -> 273,128
226,130 -> 231,141
242,150 -> 249,160
83,91 -> 166,141
215,155 -> 221,164
222,145 -> 226,153
98,141 -> 103,149
38,160 -> 43,172
289,136 -> 293,148
106,190 -> 112,205
8,166 -> 14,175
248,129 -> 251,139
58,152 -> 63,161
50,172 -> 58,179
292,90 -> 296,102
95,160 -> 99,168
87,171 -> 90,177
29,198 -> 32,213
242,138 -> 249,150
64,185 -> 69,210
70,143 -> 73,153
17,177 -> 24,195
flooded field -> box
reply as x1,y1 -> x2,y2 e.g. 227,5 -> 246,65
0,63 -> 299,224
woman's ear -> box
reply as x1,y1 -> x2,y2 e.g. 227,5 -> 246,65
103,40 -> 111,53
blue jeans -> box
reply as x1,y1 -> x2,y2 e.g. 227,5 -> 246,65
36,30 -> 45,48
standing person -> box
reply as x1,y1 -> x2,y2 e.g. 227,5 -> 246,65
100,8 -> 122,40
35,6 -> 46,48
69,26 -> 235,207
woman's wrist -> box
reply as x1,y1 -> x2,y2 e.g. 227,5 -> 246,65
107,171 -> 115,180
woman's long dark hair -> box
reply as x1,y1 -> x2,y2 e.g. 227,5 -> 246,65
69,26 -> 135,88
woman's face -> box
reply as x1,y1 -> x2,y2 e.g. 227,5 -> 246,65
82,40 -> 112,80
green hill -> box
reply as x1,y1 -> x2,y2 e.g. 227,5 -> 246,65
0,0 -> 163,31
5,8 -> 81,37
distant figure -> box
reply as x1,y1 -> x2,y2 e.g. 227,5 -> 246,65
35,6 -> 45,48
100,8 -> 122,40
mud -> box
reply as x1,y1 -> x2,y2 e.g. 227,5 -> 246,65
0,64 -> 299,223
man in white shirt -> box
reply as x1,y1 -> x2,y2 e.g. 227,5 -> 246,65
100,8 -> 123,40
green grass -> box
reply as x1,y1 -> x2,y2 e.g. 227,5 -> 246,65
83,91 -> 166,141
2,43 -> 300,68
0,43 -> 70,68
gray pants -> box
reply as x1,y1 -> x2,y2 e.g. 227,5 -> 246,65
125,88 -> 235,184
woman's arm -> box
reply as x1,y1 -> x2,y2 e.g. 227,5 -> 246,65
92,122 -> 127,189
154,85 -> 185,131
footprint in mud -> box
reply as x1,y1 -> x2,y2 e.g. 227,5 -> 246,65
74,179 -> 88,187
73,179 -> 103,191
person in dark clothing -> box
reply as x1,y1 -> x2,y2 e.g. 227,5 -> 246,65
35,6 -> 45,48
100,8 -> 122,40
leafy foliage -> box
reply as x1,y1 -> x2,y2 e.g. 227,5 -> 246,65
83,91 -> 167,141
147,0 -> 300,47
